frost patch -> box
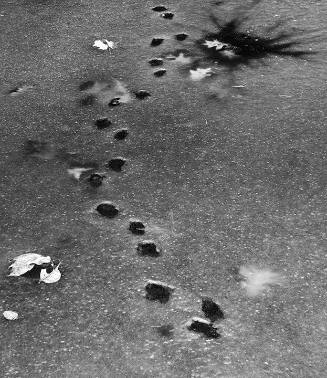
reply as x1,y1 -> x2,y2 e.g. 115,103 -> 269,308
239,265 -> 285,297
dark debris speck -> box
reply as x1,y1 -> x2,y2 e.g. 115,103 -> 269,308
152,6 -> 168,12
137,241 -> 161,257
134,90 -> 151,100
114,129 -> 129,140
96,203 -> 119,218
95,118 -> 112,129
154,69 -> 166,77
151,38 -> 164,47
129,221 -> 145,235
89,173 -> 105,187
109,98 -> 121,107
175,33 -> 188,41
161,12 -> 174,19
149,58 -> 164,66
107,158 -> 126,172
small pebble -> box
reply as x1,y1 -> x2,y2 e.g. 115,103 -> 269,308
187,317 -> 220,338
137,241 -> 161,256
95,118 -> 112,129
151,38 -> 164,47
145,280 -> 175,303
134,90 -> 151,100
89,173 -> 105,187
149,58 -> 164,66
161,12 -> 174,19
114,129 -> 129,140
202,297 -> 225,322
109,97 -> 120,107
152,6 -> 168,12
96,203 -> 119,218
107,158 -> 126,172
129,221 -> 145,235
175,33 -> 188,41
154,69 -> 166,77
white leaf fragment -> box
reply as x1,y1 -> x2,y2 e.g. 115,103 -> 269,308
203,39 -> 228,51
239,265 -> 285,297
190,67 -> 213,81
93,39 -> 117,51
8,253 -> 51,277
39,263 -> 61,284
67,167 -> 93,180
3,310 -> 19,320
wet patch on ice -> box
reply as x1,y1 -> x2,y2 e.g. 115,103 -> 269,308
79,79 -> 132,106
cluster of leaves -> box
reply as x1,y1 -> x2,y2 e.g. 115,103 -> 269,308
8,253 -> 61,284
194,14 -> 316,70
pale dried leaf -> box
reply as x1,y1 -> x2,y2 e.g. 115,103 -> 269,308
203,39 -> 228,50
39,264 -> 61,284
67,167 -> 93,180
93,39 -> 117,51
190,68 -> 213,81
8,253 -> 51,277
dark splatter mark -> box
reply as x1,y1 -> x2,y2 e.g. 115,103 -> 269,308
201,297 -> 225,322
114,129 -> 129,140
156,324 -> 174,337
161,12 -> 174,19
106,158 -> 126,172
187,317 -> 220,338
195,14 -> 316,70
80,95 -> 95,106
79,81 -> 95,91
151,38 -> 164,47
129,221 -> 145,235
152,6 -> 168,12
134,90 -> 151,100
95,118 -> 112,129
175,33 -> 188,41
137,241 -> 161,257
154,69 -> 167,77
96,203 -> 119,218
145,280 -> 175,303
149,58 -> 164,66
109,97 -> 121,107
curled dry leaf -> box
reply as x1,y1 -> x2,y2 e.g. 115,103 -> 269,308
8,253 -> 51,277
39,263 -> 61,284
67,167 -> 93,180
3,311 -> 19,320
190,67 -> 213,81
93,39 -> 117,51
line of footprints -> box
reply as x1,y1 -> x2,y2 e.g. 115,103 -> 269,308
86,5 -> 224,340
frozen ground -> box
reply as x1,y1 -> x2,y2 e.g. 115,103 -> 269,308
0,0 -> 326,377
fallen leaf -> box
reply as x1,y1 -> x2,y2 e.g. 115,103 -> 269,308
93,39 -> 117,51
3,310 -> 19,320
203,39 -> 228,51
8,253 -> 51,277
190,67 -> 213,81
67,167 -> 93,180
39,263 -> 61,284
